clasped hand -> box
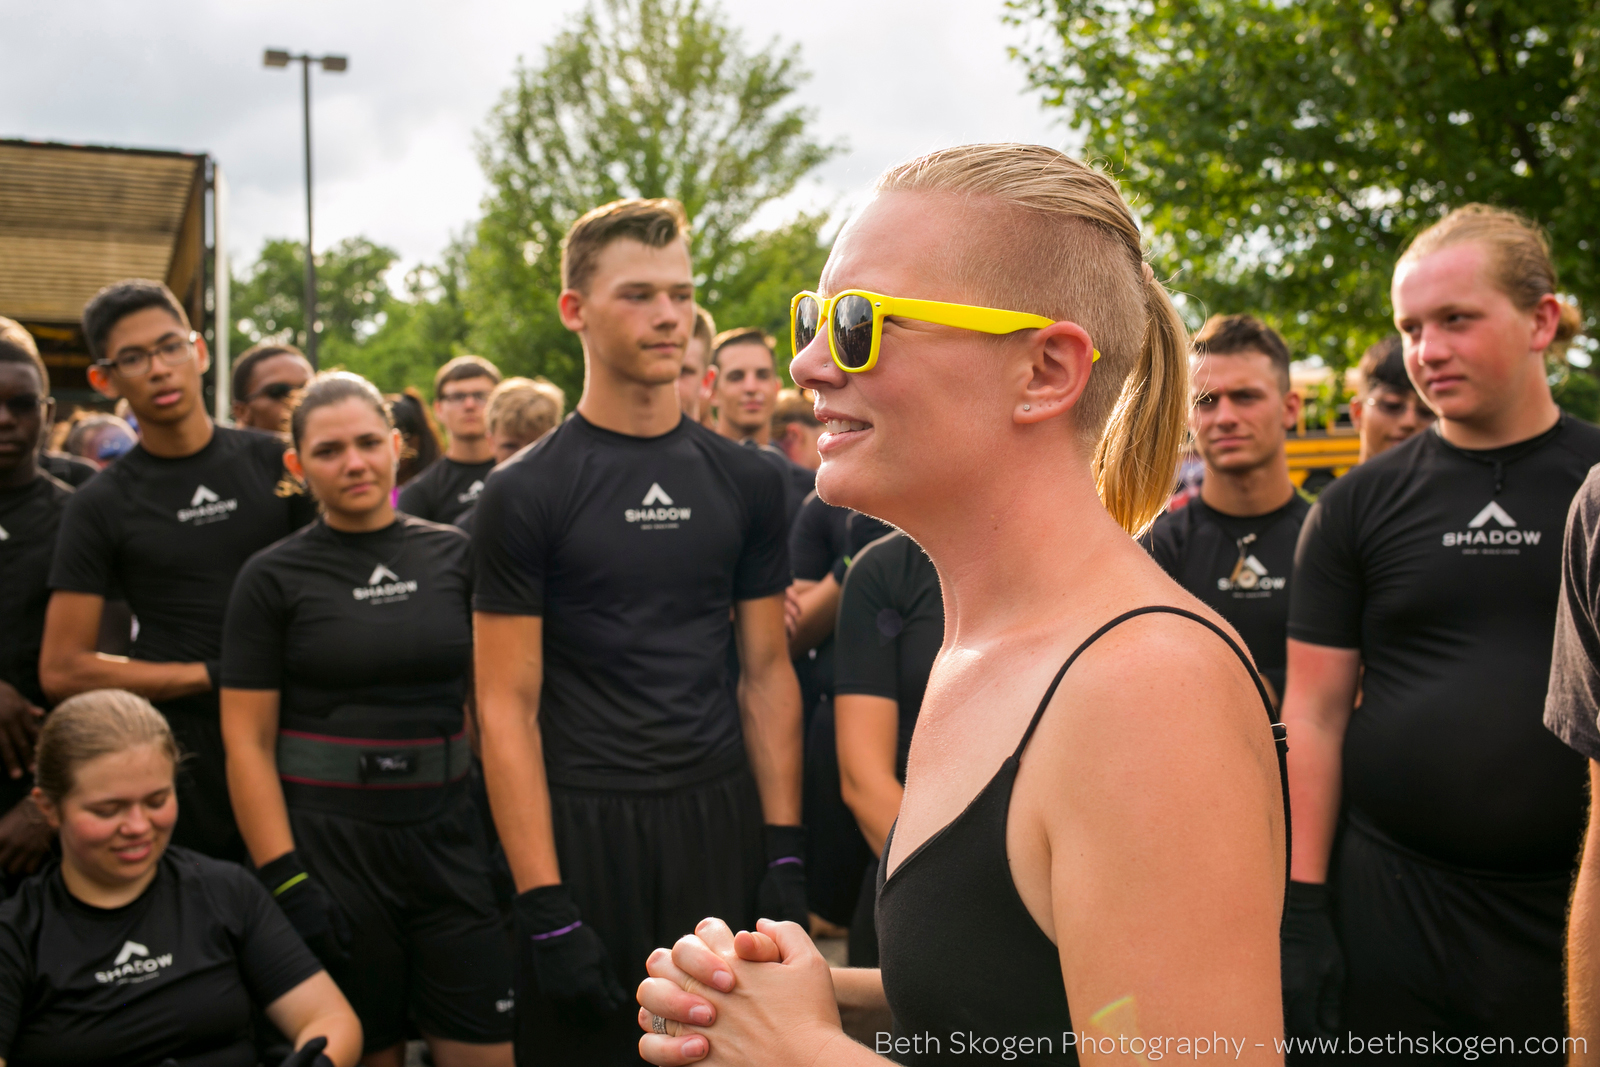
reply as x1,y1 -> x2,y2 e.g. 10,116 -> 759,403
636,917 -> 845,1066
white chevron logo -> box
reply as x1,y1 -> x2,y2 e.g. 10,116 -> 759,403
114,941 -> 148,965
0,523 -> 8,541
1468,501 -> 1517,528
190,485 -> 219,506
641,483 -> 673,506
368,564 -> 400,585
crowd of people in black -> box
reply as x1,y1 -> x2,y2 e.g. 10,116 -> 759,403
0,141 -> 1597,1066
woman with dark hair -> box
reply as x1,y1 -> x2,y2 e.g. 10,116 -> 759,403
221,372 -> 513,1067
385,388 -> 442,492
0,688 -> 360,1067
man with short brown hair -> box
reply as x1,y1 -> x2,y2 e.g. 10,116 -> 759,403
772,389 -> 822,472
472,198 -> 804,1066
1351,334 -> 1434,463
486,376 -> 565,463
398,354 -> 503,524
679,306 -> 716,423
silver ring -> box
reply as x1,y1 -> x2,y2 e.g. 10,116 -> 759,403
651,1013 -> 669,1035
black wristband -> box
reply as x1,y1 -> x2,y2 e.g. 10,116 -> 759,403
763,824 -> 806,869
256,851 -> 309,898
1287,880 -> 1330,910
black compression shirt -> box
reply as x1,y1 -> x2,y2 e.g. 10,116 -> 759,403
38,452 -> 95,488
0,473 -> 72,709
397,457 -> 495,526
473,413 -> 790,789
0,847 -> 321,1067
790,491 -> 849,582
835,532 -> 944,780
743,442 -> 815,528
222,516 -> 473,821
48,427 -> 316,666
1142,492 -> 1309,697
1290,417 -> 1600,873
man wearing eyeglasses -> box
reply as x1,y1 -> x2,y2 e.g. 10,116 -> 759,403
230,341 -> 312,434
39,280 -> 316,862
394,355 -> 503,527
1351,333 -> 1436,463
1140,314 -> 1307,707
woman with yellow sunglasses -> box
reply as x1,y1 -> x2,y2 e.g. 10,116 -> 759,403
638,144 -> 1288,1066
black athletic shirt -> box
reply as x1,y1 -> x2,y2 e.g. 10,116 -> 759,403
397,457 -> 495,526
38,452 -> 95,488
1543,466 -> 1600,761
791,491 -> 848,583
1290,417 -> 1600,873
48,426 -> 316,667
0,473 -> 72,709
744,442 -> 815,528
0,847 -> 322,1067
222,516 -> 473,821
1142,492 -> 1310,698
835,533 -> 944,781
473,413 -> 790,789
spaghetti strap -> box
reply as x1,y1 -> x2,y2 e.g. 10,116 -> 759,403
1012,604 -> 1292,879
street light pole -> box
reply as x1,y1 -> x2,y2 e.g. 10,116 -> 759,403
264,48 -> 347,369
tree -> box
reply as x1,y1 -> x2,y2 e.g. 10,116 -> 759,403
1007,0 -> 1600,387
469,0 -> 839,399
231,236 -> 471,396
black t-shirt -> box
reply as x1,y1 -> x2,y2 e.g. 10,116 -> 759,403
38,452 -> 95,488
1544,464 -> 1600,761
0,473 -> 72,709
0,847 -> 321,1067
48,427 -> 316,667
790,491 -> 848,583
473,413 -> 790,789
397,457 -> 495,527
1141,491 -> 1310,698
1289,417 -> 1600,873
222,516 -> 474,819
744,443 -> 815,529
834,532 -> 944,780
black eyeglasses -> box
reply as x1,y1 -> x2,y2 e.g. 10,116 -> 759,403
1,394 -> 42,416
438,390 -> 490,406
248,381 -> 300,402
99,333 -> 197,378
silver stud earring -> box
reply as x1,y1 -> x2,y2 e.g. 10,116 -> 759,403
1022,404 -> 1031,411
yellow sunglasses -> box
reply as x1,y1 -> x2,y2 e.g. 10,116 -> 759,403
790,289 -> 1099,373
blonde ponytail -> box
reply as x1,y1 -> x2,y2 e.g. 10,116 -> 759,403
876,144 -> 1187,536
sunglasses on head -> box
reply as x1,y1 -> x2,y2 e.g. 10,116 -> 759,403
791,289 -> 1099,373
248,381 -> 299,402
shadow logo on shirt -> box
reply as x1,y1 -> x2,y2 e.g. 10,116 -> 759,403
353,562 -> 418,603
458,479 -> 485,504
0,523 -> 8,541
626,482 -> 691,530
1442,500 -> 1541,552
95,940 -> 173,985
1219,555 -> 1286,593
177,483 -> 238,526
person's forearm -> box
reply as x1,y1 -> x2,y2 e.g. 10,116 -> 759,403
841,774 -> 902,856
1570,762 -> 1600,1066
738,656 -> 803,825
479,692 -> 562,890
831,967 -> 887,1013
1284,707 -> 1345,884
296,1009 -> 363,1067
223,729 -> 295,866
790,578 -> 840,656
42,652 -> 209,704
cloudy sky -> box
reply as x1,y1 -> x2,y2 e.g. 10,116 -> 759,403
3,0 -> 1068,281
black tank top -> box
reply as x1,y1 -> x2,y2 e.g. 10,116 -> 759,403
875,606 -> 1289,1065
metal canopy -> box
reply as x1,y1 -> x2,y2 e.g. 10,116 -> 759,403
0,139 -> 207,326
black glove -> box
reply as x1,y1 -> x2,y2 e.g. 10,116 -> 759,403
257,851 -> 352,969
278,1036 -> 334,1067
756,825 -> 809,928
514,884 -> 628,1028
1281,880 -> 1344,1039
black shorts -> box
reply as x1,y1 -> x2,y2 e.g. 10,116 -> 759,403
514,764 -> 765,1067
292,794 -> 515,1051
162,693 -> 245,863
1332,816 -> 1569,1061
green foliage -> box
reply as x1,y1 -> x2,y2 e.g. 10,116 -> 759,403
469,0 -> 840,399
1007,0 -> 1600,383
231,236 -> 471,397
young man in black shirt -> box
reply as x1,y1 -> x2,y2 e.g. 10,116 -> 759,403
40,280 -> 316,862
1283,205 -> 1600,1048
1143,314 -> 1306,703
0,319 -> 66,880
398,355 -> 501,525
230,342 -> 312,434
710,329 -> 815,526
473,198 -> 804,1066
1350,334 -> 1435,464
